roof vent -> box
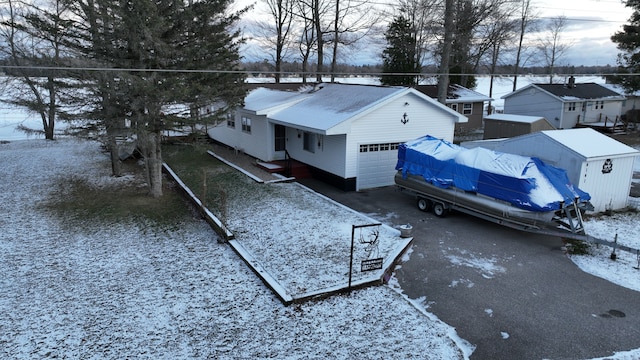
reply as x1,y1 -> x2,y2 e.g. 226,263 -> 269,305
567,76 -> 576,88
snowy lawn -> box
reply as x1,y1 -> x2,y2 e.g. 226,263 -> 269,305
572,212 -> 640,293
0,139 -> 470,359
165,145 -> 410,299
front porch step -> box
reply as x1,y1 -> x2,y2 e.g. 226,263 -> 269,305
256,160 -> 312,179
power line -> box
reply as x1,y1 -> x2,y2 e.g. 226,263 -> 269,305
2,64 -> 638,78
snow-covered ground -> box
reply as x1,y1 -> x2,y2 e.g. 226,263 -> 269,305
2,76 -> 640,358
2,139 -> 640,359
0,139 -> 472,359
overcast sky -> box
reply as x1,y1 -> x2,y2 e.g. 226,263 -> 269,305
539,0 -> 633,66
239,0 -> 634,68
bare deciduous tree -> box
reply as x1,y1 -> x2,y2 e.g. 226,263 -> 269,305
256,0 -> 295,83
538,15 -> 573,84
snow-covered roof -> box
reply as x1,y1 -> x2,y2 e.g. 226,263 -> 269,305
484,114 -> 546,124
414,84 -> 492,103
246,83 -> 466,134
502,82 -> 626,102
244,87 -> 311,115
539,128 -> 639,159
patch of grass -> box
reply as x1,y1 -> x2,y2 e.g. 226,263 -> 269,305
45,159 -> 195,233
563,239 -> 591,255
163,143 -> 265,220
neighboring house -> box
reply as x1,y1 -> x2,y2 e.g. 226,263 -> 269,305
483,114 -> 555,140
602,83 -> 640,128
502,77 -> 625,130
208,83 -> 467,191
414,84 -> 492,133
462,128 -> 639,213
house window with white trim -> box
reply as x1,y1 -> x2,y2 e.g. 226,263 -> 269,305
450,104 -> 458,112
359,144 -> 368,152
463,103 -> 472,115
303,132 -> 315,153
567,102 -> 576,112
594,101 -> 604,110
241,117 -> 251,133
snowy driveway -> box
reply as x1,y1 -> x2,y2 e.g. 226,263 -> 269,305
299,179 -> 640,360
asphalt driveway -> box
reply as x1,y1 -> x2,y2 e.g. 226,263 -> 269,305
299,179 -> 640,360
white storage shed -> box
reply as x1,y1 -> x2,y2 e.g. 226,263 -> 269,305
462,128 -> 639,213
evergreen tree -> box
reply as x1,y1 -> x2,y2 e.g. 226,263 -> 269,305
380,16 -> 420,86
610,0 -> 640,93
64,0 -> 247,197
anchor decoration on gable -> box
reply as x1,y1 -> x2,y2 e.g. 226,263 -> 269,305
401,112 -> 409,124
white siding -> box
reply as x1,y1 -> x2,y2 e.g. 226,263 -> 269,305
489,133 -> 636,213
346,92 -> 455,179
580,100 -> 623,124
504,89 -> 565,128
579,157 -> 635,213
208,111 -> 272,161
286,132 -> 347,177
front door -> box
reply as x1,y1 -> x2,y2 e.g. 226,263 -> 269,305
274,124 -> 286,152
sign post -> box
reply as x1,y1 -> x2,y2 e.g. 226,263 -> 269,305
348,223 -> 382,293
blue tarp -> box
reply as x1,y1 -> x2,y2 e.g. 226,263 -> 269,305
396,135 -> 590,212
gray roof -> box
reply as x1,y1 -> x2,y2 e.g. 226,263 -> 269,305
534,83 -> 622,100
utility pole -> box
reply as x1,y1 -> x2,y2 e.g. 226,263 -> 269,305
437,0 -> 454,105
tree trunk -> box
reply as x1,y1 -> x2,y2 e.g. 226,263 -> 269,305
107,133 -> 122,177
147,130 -> 163,198
45,77 -> 56,140
138,126 -> 164,198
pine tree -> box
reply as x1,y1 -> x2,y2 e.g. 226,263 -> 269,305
380,16 -> 420,86
64,0 -> 247,197
610,0 -> 640,92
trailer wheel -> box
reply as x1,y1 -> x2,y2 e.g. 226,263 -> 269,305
432,202 -> 447,217
417,197 -> 432,212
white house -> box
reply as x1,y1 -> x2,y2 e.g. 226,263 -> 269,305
462,128 -> 639,213
208,83 -> 467,190
502,77 -> 625,130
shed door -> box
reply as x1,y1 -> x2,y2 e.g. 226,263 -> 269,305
357,143 -> 399,190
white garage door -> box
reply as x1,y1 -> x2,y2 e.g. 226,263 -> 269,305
357,143 -> 400,190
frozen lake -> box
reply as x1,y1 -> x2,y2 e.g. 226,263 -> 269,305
0,74 -> 610,141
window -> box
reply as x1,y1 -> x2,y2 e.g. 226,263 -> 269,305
391,143 -> 399,150
359,144 -> 368,153
567,102 -> 576,112
594,101 -> 604,110
380,143 -> 390,151
463,103 -> 472,115
227,113 -> 235,128
303,132 -> 315,153
241,117 -> 251,133
369,144 -> 379,152
450,104 -> 459,112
